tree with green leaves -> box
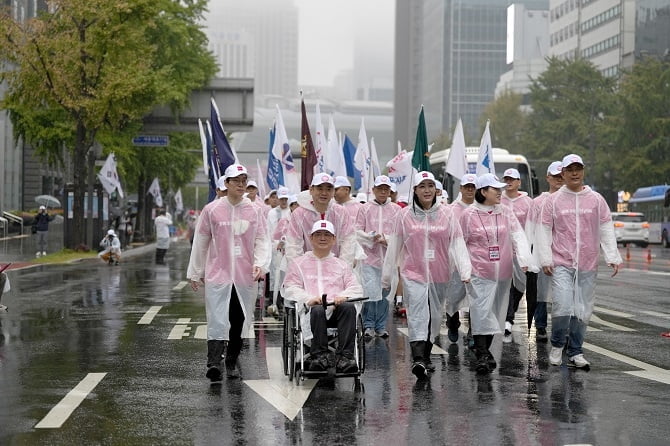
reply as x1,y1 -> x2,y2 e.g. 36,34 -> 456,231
609,58 -> 670,192
0,0 -> 216,248
479,90 -> 526,150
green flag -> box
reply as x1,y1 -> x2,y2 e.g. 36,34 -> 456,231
412,106 -> 430,171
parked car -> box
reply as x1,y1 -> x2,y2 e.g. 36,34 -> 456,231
611,212 -> 650,247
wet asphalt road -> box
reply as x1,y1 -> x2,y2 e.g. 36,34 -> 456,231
0,241 -> 669,445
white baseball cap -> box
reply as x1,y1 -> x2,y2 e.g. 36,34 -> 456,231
356,192 -> 367,203
475,173 -> 507,189
547,161 -> 563,175
265,189 -> 277,200
503,168 -> 521,179
562,153 -> 584,167
311,173 -> 335,187
277,186 -> 290,199
107,229 -> 115,236
374,175 -> 393,188
333,176 -> 351,189
310,219 -> 335,235
288,195 -> 298,205
390,182 -> 397,193
460,173 -> 477,186
224,164 -> 248,178
435,180 -> 443,191
414,171 -> 436,186
216,176 -> 227,191
246,179 -> 258,189
39,205 -> 46,210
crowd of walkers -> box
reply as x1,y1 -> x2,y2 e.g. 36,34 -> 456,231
186,153 -> 622,383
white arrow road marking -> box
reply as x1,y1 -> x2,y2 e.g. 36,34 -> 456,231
244,347 -> 317,421
589,314 -> 636,332
396,328 -> 448,354
172,281 -> 189,291
168,318 -> 192,339
583,342 -> 670,385
593,306 -> 633,318
35,373 -> 107,428
192,325 -> 256,340
137,306 -> 162,325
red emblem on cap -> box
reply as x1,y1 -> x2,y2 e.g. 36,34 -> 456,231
237,165 -> 243,171
321,222 -> 326,228
422,173 -> 428,178
322,175 -> 329,181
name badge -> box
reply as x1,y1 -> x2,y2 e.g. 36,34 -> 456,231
234,245 -> 242,257
425,249 -> 435,260
488,246 -> 500,262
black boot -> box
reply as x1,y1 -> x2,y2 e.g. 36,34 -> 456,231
410,341 -> 428,379
473,335 -> 490,374
424,341 -> 435,372
485,335 -> 496,370
206,340 -> 225,382
225,337 -> 243,379
446,312 -> 461,343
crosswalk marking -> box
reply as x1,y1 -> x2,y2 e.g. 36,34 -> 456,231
35,373 -> 107,428
589,314 -> 636,332
641,310 -> 670,319
593,306 -> 633,318
583,342 -> 670,385
137,306 -> 162,325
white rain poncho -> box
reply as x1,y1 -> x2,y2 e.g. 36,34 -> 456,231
460,203 -> 532,335
527,192 -> 552,303
187,196 -> 271,340
502,191 -> 534,292
285,191 -> 357,266
445,200 -> 473,314
382,203 -> 471,343
267,206 -> 291,290
536,185 -> 621,322
355,198 -> 401,302
283,252 -> 363,341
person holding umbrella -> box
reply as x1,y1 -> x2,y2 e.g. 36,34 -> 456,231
32,205 -> 54,257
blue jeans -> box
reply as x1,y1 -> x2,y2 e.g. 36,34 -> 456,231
551,315 -> 587,357
363,299 -> 390,332
534,302 -> 547,329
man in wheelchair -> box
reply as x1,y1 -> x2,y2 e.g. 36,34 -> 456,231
283,220 -> 363,374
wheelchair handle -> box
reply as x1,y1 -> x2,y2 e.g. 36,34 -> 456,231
321,294 -> 369,309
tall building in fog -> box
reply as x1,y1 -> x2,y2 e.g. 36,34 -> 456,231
395,0 -> 551,146
206,0 -> 298,99
549,0 -> 670,77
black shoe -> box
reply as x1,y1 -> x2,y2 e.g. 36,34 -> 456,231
475,357 -> 490,375
486,352 -> 497,371
336,356 -> 358,373
308,354 -> 330,371
411,361 -> 428,380
447,313 -> 461,343
206,366 -> 223,382
536,327 -> 548,342
225,360 -> 240,379
425,360 -> 436,373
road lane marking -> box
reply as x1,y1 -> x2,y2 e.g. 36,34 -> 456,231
622,268 -> 670,277
583,342 -> 670,385
245,347 -> 317,421
168,318 -> 191,339
172,281 -> 188,291
35,373 -> 107,429
641,310 -> 670,319
137,306 -> 162,325
593,306 -> 633,318
192,324 -> 256,340
589,315 -> 636,332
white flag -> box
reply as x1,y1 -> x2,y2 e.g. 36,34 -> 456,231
476,120 -> 496,176
314,104 -> 327,175
325,115 -> 347,177
174,189 -> 183,212
198,119 -> 208,176
446,118 -> 468,179
148,177 -> 163,207
354,118 -> 371,193
386,150 -> 415,199
97,153 -> 124,198
256,159 -> 267,199
271,106 -> 300,194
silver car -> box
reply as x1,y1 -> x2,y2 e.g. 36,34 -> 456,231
612,212 -> 650,247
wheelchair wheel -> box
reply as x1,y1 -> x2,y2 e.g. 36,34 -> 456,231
282,306 -> 291,376
356,314 -> 365,374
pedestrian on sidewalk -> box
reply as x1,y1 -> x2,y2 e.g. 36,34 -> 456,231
536,154 -> 621,369
460,173 -> 532,374
187,164 -> 271,381
382,171 -> 471,380
32,205 -> 53,257
154,209 -> 172,265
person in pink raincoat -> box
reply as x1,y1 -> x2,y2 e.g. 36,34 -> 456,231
267,186 -> 291,297
285,173 -> 357,266
283,220 -> 363,373
355,175 -> 401,338
536,154 -> 621,370
524,161 -> 564,342
334,175 -> 363,220
187,164 -> 271,382
444,173 -> 478,346
460,173 -> 532,375
382,171 -> 471,380
501,167 -> 536,340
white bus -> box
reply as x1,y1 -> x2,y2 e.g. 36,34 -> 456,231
628,184 -> 670,247
430,147 -> 539,198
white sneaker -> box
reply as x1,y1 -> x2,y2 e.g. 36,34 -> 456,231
549,346 -> 563,366
568,354 -> 591,369
364,328 -> 375,338
36,252 -> 41,258
0,304 -> 7,312
504,321 -> 513,336
42,251 -> 47,256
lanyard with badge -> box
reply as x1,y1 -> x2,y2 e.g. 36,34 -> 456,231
477,211 -> 500,262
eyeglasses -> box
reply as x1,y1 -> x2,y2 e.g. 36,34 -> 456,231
562,166 -> 584,173
227,177 -> 247,185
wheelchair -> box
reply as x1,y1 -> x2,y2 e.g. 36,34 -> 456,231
282,295 -> 366,387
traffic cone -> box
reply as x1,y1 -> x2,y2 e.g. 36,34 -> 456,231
625,245 -> 631,261
646,248 -> 652,263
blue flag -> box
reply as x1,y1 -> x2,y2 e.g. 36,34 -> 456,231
266,125 -> 283,190
343,135 -> 362,190
210,98 -> 237,174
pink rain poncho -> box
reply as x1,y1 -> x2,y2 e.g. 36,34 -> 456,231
526,192 -> 552,303
502,191 -> 534,291
267,206 -> 291,290
285,190 -> 357,265
187,197 -> 271,341
341,200 -> 363,220
445,199 -> 473,315
536,185 -> 621,321
283,252 -> 363,341
460,203 -> 532,335
355,198 -> 401,301
382,203 -> 471,343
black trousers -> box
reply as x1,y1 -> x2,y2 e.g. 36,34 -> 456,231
506,271 -> 538,324
309,302 -> 356,357
226,286 -> 245,365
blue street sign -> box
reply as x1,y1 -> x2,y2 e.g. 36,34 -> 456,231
132,135 -> 170,147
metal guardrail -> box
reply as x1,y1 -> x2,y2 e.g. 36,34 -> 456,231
1,212 -> 24,235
